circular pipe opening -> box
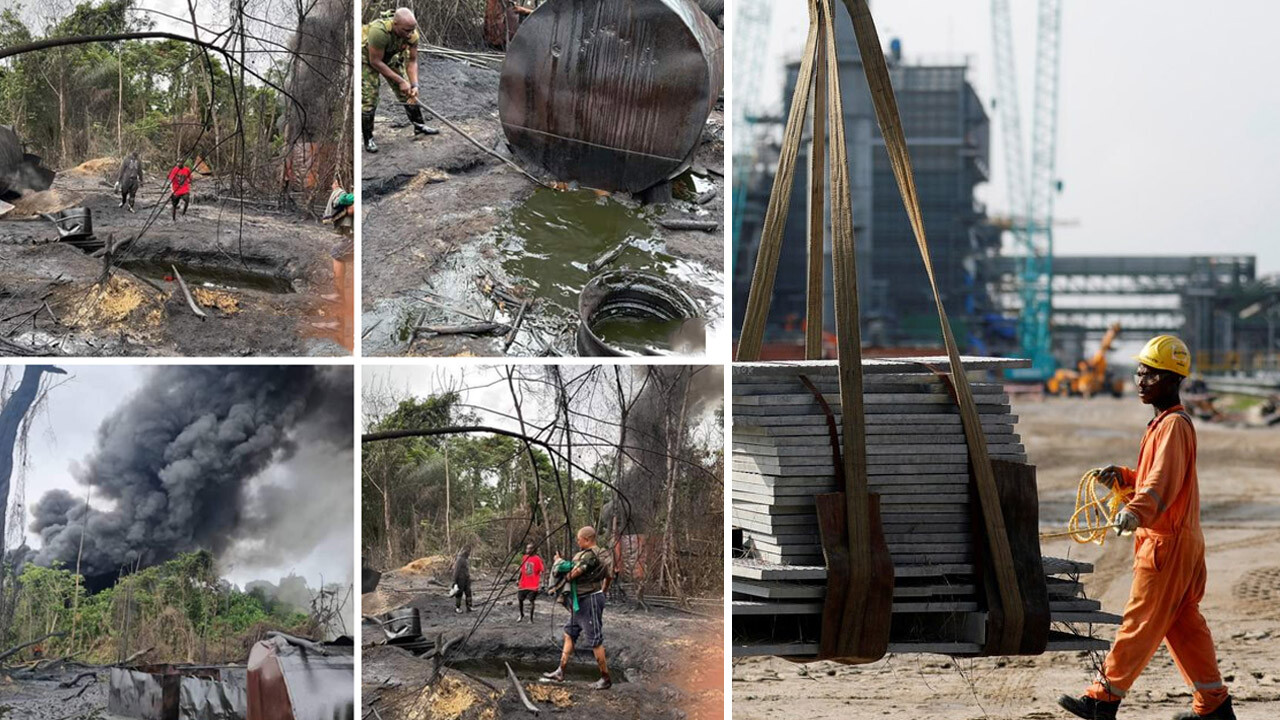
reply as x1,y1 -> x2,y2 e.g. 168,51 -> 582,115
576,270 -> 701,356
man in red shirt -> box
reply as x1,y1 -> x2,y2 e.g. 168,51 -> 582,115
167,163 -> 192,221
517,542 -> 544,622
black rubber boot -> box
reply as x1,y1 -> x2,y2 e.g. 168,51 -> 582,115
1172,696 -> 1236,720
362,111 -> 378,153
405,104 -> 439,136
1058,695 -> 1120,720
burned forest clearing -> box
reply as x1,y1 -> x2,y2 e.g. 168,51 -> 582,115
0,0 -> 355,356
361,365 -> 724,719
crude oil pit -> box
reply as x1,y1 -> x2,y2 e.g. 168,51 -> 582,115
365,187 -> 721,356
449,658 -> 628,683
121,259 -> 296,294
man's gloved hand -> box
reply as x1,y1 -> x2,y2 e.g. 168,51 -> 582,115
1096,465 -> 1125,488
1114,508 -> 1140,535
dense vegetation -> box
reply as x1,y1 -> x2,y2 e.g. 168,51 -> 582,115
3,550 -> 313,665
362,367 -> 724,599
0,0 -> 352,203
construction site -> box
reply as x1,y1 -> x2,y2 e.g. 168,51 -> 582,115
0,0 -> 356,357
359,0 -> 727,357
730,0 -> 1280,718
0,365 -> 356,719
360,364 -> 723,719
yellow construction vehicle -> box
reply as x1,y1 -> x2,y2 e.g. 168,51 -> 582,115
1046,322 -> 1125,398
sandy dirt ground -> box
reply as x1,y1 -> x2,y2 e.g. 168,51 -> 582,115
360,55 -> 725,357
362,565 -> 723,720
0,168 -> 348,356
732,396 -> 1280,719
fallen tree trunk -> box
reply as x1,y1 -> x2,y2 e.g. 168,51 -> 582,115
0,632 -> 67,665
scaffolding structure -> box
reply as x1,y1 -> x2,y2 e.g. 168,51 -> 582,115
731,9 -> 998,353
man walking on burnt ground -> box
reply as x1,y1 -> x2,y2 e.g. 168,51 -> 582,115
543,526 -> 614,690
1058,336 -> 1235,720
167,161 -> 191,221
516,542 -> 544,623
361,7 -> 438,153
448,545 -> 473,614
115,151 -> 142,212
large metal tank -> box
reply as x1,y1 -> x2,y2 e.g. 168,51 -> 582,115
0,125 -> 55,199
499,0 -> 723,193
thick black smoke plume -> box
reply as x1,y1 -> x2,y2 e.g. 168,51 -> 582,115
31,366 -> 352,577
609,366 -> 722,534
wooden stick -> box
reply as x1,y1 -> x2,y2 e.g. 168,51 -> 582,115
171,265 -> 207,320
413,99 -> 551,188
416,322 -> 510,337
418,296 -> 489,324
658,218 -> 719,232
117,646 -> 153,666
503,299 -> 531,352
505,662 -> 541,714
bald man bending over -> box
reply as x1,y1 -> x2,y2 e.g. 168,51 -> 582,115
361,7 -> 438,153
543,526 -> 615,690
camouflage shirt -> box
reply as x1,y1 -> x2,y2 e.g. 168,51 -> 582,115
362,17 -> 419,68
569,545 -> 613,595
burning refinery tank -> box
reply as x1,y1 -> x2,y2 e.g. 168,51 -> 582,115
498,0 -> 723,193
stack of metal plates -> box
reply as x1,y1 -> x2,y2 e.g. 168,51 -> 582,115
730,358 -> 1121,657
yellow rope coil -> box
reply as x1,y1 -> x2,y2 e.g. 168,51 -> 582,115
1057,468 -> 1134,545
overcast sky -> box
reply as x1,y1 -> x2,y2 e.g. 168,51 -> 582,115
10,365 -> 353,591
363,364 -> 724,475
745,0 -> 1280,274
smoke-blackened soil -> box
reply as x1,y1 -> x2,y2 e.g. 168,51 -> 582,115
0,169 -> 349,356
362,566 -> 723,720
733,398 -> 1280,720
0,665 -> 109,719
360,54 -> 725,357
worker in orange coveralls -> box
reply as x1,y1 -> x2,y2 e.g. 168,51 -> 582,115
1059,336 -> 1235,720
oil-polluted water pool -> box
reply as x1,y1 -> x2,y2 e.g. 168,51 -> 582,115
365,186 -> 722,356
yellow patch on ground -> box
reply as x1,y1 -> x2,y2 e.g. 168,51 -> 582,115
405,168 -> 449,191
407,676 -> 479,720
5,189 -> 80,218
360,586 -> 412,616
525,683 -> 573,708
62,275 -> 162,330
193,287 -> 240,314
400,555 -> 450,575
68,157 -> 116,175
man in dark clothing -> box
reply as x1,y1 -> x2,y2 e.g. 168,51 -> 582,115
542,526 -> 614,690
116,151 -> 142,212
448,546 -> 473,614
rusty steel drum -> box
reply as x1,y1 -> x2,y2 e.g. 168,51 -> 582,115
499,0 -> 723,193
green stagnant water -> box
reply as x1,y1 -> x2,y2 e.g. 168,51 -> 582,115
589,315 -> 692,355
496,188 -> 711,353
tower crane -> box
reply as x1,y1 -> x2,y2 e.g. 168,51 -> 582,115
990,0 -> 1064,380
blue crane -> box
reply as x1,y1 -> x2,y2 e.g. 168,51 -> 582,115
991,0 -> 1064,380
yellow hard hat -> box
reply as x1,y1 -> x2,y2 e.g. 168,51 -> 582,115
1135,335 -> 1191,377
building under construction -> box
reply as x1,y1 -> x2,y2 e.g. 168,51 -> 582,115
732,10 -> 999,351
732,16 -> 1280,375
